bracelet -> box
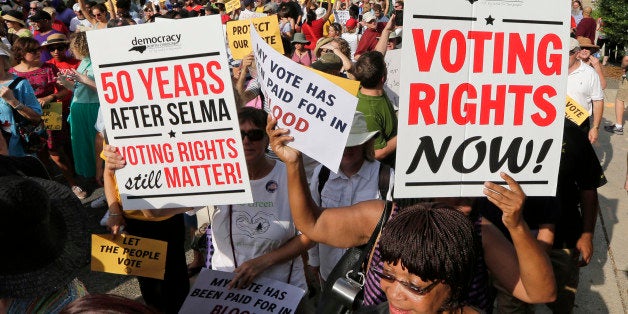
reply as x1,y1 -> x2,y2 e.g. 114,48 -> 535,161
109,212 -> 123,216
13,103 -> 24,111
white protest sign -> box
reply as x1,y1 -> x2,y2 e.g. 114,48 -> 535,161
239,10 -> 267,20
87,16 -> 253,209
334,10 -> 350,27
250,25 -> 357,173
383,49 -> 401,111
394,0 -> 569,197
179,270 -> 305,314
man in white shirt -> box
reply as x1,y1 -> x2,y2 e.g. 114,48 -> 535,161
69,3 -> 92,32
566,37 -> 604,144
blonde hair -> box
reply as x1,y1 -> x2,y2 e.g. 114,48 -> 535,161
70,31 -> 90,59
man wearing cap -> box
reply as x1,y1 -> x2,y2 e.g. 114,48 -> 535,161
42,6 -> 69,35
353,10 -> 384,59
567,37 -> 604,144
307,111 -> 394,292
30,9 -> 60,62
69,3 -> 92,32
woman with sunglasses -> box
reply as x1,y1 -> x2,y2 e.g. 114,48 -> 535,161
9,37 -> 81,197
267,118 -> 557,312
77,0 -> 108,29
208,107 -> 312,295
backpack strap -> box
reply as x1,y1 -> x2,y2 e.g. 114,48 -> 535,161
8,76 -> 24,90
377,163 -> 391,201
317,166 -> 331,204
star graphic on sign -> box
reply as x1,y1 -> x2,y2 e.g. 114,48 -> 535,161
485,15 -> 495,25
467,0 -> 478,3
168,130 -> 176,138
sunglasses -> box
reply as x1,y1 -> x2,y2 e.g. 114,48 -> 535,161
25,47 -> 41,54
376,269 -> 440,296
94,12 -> 106,17
569,48 -> 581,55
144,8 -> 153,12
241,129 -> 265,141
47,44 -> 68,52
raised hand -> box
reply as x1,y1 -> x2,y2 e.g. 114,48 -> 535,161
266,116 -> 300,164
483,172 -> 526,230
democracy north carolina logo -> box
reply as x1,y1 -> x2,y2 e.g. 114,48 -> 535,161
129,34 -> 182,53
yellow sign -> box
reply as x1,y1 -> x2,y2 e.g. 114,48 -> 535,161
565,95 -> 590,126
91,234 -> 168,280
225,0 -> 240,13
42,101 -> 62,130
227,16 -> 283,60
311,68 -> 360,96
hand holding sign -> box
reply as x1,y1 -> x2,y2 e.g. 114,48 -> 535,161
267,116 -> 299,164
228,255 -> 272,289
483,172 -> 526,230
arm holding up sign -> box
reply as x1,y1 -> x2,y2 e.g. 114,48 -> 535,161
234,53 -> 261,107
482,173 -> 556,303
267,116 -> 386,247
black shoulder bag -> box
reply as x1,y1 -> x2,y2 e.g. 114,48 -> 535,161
9,77 -> 48,154
316,200 -> 393,314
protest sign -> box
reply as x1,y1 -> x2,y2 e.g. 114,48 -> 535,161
394,0 -> 569,197
383,49 -> 401,111
179,270 -> 305,314
334,10 -> 350,27
91,234 -> 167,279
227,15 -> 283,60
225,0 -> 239,14
42,101 -> 63,130
312,68 -> 360,96
239,10 -> 267,20
565,95 -> 589,126
87,15 -> 252,209
250,26 -> 357,172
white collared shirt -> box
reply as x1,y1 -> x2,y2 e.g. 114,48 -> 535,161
567,60 -> 604,113
307,160 -> 394,280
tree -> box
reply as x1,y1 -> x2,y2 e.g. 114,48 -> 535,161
596,0 -> 628,51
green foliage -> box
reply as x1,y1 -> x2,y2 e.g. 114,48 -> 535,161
596,0 -> 628,47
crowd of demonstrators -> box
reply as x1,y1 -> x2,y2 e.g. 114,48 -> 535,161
0,0 -> 623,313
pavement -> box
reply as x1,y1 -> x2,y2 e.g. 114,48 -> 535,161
76,78 -> 628,313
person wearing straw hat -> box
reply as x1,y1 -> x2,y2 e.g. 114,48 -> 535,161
567,37 -> 604,144
0,175 -> 90,313
576,36 -> 606,90
2,10 -> 31,38
307,111 -> 393,290
291,32 -> 315,66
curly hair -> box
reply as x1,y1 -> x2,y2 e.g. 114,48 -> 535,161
380,202 -> 478,310
11,37 -> 40,64
331,38 -> 351,60
70,31 -> 90,59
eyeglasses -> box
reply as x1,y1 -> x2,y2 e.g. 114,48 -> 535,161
47,44 -> 68,52
241,129 -> 265,141
375,269 -> 440,296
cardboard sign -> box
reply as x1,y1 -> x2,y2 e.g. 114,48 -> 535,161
179,270 -> 305,314
565,95 -> 590,126
227,15 -> 283,60
394,0 -> 569,197
87,16 -> 253,209
334,10 -> 350,27
238,10 -> 267,20
312,68 -> 360,96
383,49 -> 401,111
91,234 -> 167,279
42,101 -> 63,130
225,0 -> 240,14
251,26 -> 358,173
